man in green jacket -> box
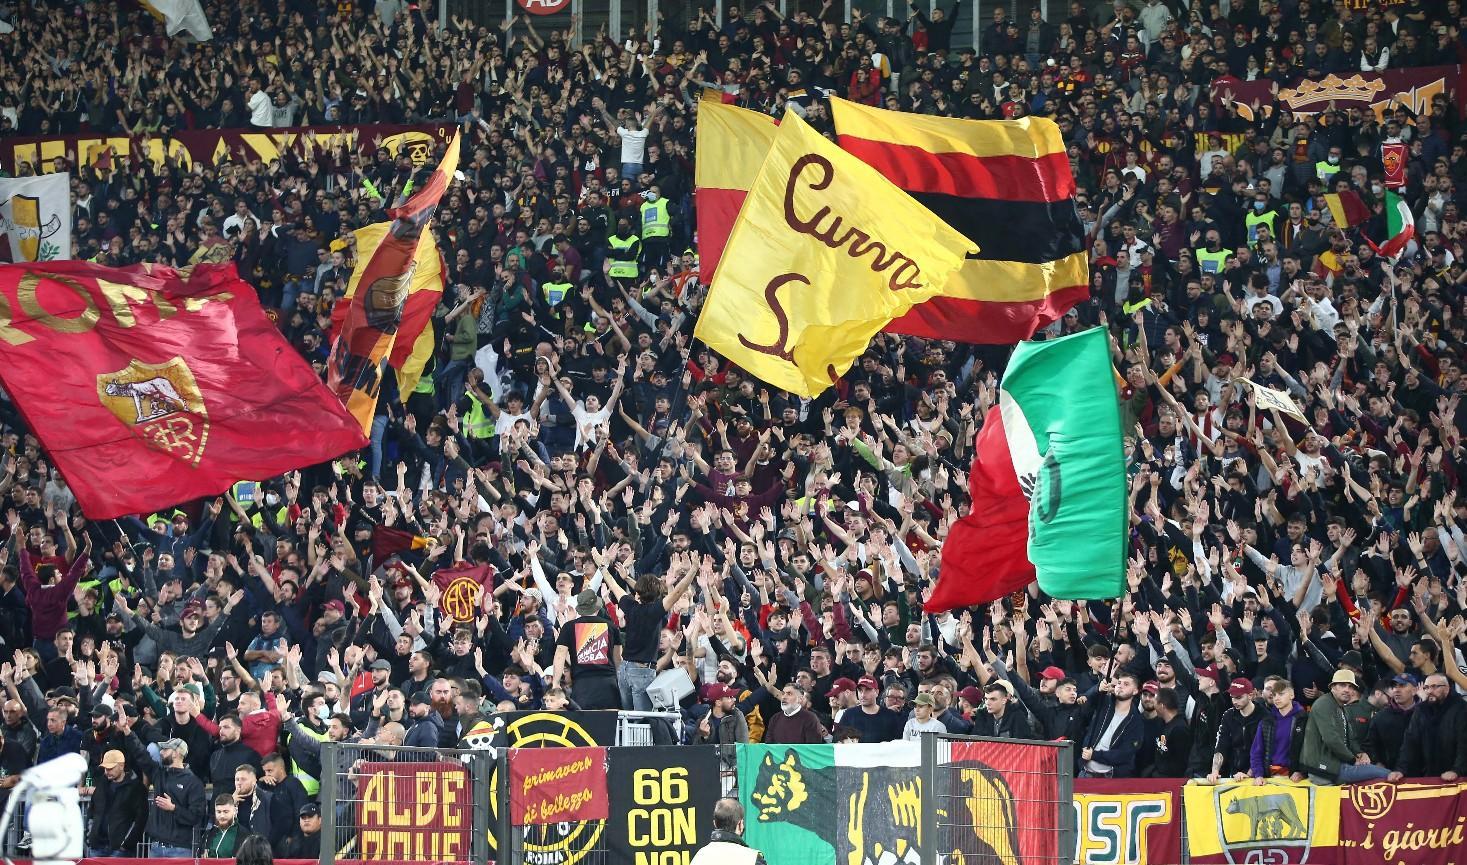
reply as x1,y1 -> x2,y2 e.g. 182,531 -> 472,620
1301,669 -> 1391,783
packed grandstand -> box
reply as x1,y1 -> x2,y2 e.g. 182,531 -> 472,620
0,0 -> 1464,862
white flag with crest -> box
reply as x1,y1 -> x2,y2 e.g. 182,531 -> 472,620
0,173 -> 71,263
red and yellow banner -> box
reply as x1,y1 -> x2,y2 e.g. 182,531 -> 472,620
356,761 -> 471,860
327,132 -> 460,432
0,261 -> 366,518
432,562 -> 494,622
0,123 -> 454,176
1211,65 -> 1466,121
508,746 -> 610,826
1073,779 -> 1183,865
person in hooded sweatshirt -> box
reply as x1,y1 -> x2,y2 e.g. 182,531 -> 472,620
1249,677 -> 1308,782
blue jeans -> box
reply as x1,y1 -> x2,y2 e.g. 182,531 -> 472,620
435,359 -> 470,412
368,413 -> 390,480
88,847 -> 129,858
618,660 -> 657,713
621,161 -> 643,180
151,842 -> 194,857
1336,762 -> 1392,783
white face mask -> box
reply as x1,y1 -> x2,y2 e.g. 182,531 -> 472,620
646,192 -> 659,202
315,705 -> 331,721
265,492 -> 281,507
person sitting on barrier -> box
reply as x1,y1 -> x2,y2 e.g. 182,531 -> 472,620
689,797 -> 767,865
1301,669 -> 1391,784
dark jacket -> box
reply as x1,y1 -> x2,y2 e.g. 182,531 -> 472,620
1148,714 -> 1193,778
405,710 -> 444,748
1080,696 -> 1146,778
36,724 -> 83,765
971,706 -> 1036,741
277,829 -> 322,859
1300,693 -> 1373,781
1397,692 -> 1467,778
145,764 -> 208,848
208,740 -> 262,793
1363,700 -> 1415,770
1212,701 -> 1266,778
87,768 -> 147,851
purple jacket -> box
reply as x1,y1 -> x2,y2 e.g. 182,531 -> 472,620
19,548 -> 87,640
1249,702 -> 1306,777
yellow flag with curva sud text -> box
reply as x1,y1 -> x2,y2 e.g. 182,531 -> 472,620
694,111 -> 976,397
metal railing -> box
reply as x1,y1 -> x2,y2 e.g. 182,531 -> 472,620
920,734 -> 1076,865
320,743 -> 491,865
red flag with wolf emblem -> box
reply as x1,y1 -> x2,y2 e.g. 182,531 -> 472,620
0,261 -> 367,519
327,132 -> 461,433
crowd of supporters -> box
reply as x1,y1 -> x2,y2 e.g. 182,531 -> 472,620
0,0 -> 1466,856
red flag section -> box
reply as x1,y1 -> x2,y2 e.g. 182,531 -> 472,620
925,405 -> 1036,612
0,261 -> 367,519
372,524 -> 430,562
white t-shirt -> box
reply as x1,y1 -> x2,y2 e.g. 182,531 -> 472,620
572,404 -> 611,451
494,410 -> 533,436
248,90 -> 273,127
616,126 -> 649,165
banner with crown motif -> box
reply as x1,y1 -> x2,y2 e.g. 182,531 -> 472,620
1211,65 -> 1465,122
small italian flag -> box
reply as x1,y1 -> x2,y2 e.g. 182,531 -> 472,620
1376,190 -> 1415,260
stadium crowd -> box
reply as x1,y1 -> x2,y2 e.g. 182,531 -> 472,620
1,0 -> 1467,856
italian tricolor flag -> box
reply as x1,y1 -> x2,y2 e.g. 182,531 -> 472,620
925,328 -> 1129,611
1376,190 -> 1415,260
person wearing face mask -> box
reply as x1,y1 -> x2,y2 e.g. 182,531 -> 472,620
1315,147 -> 1343,184
639,183 -> 673,269
1244,190 -> 1279,248
761,683 -> 828,744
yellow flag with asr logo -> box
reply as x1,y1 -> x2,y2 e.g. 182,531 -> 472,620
693,111 -> 975,397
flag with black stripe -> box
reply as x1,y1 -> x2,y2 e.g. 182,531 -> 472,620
831,98 -> 1088,344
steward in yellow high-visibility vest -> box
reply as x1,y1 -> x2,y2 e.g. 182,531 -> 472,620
639,186 -> 672,270
607,217 -> 641,280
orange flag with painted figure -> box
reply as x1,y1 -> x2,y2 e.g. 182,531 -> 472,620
327,223 -> 446,395
0,261 -> 366,519
327,132 -> 460,432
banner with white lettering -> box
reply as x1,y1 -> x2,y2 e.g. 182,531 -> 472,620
0,173 -> 70,262
607,746 -> 719,865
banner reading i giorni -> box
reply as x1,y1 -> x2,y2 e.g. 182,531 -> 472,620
354,760 -> 471,860
606,746 -> 720,865
1338,780 -> 1467,865
1072,779 -> 1183,865
0,123 -> 454,175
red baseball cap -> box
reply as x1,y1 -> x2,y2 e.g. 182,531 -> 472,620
826,678 -> 857,698
1142,680 -> 1161,694
1229,677 -> 1255,697
1039,666 -> 1067,681
1195,664 -> 1221,682
857,676 -> 880,691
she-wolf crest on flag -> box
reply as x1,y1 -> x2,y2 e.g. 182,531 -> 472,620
96,356 -> 210,468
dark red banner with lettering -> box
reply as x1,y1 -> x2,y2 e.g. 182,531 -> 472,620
1339,780 -> 1467,865
508,746 -> 609,826
355,760 -> 472,861
1,123 -> 454,175
1211,65 -> 1466,121
1073,779 -> 1184,865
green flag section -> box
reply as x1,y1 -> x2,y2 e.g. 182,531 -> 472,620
738,744 -> 838,865
927,327 -> 1127,611
1377,190 -> 1415,259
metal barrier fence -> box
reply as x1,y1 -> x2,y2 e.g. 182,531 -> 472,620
921,735 -> 1076,865
320,743 -> 492,865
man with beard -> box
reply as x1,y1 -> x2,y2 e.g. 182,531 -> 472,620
823,677 -> 857,731
694,684 -> 749,744
1080,673 -> 1146,778
80,703 -> 126,776
405,692 -> 443,748
428,677 -> 460,748
232,764 -> 285,844
350,659 -> 394,729
144,738 -> 207,857
1390,674 -> 1467,781
86,749 -> 146,857
1148,689 -> 1192,777
1364,673 -> 1418,770
1208,678 -> 1265,782
401,650 -> 435,703
762,684 -> 826,744
207,714 -> 262,792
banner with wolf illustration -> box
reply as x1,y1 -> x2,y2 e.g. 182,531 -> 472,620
737,740 -> 1061,865
0,174 -> 70,262
1184,780 -> 1343,865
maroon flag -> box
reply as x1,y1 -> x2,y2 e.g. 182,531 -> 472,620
432,562 -> 495,622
